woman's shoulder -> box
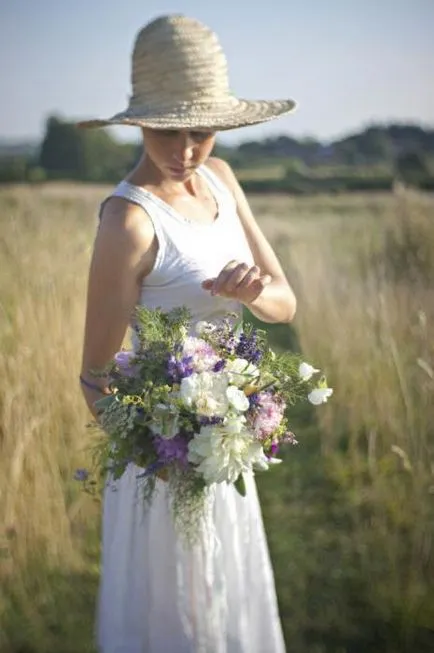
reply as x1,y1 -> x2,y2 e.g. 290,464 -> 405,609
99,194 -> 151,230
205,157 -> 236,185
96,194 -> 156,256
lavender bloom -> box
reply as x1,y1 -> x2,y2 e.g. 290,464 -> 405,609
235,332 -> 263,364
198,415 -> 224,426
179,356 -> 194,378
74,468 -> 89,482
213,359 -> 226,372
166,354 -> 194,382
154,434 -> 189,466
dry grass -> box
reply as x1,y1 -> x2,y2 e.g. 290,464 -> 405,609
0,182 -> 433,652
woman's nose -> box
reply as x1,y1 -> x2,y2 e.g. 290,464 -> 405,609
173,133 -> 195,162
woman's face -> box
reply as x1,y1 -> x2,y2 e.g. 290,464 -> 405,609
142,128 -> 216,180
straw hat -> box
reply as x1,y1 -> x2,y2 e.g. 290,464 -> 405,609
77,14 -> 297,132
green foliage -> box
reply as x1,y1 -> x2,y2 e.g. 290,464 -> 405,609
38,114 -> 138,182
394,150 -> 431,187
2,121 -> 434,194
0,156 -> 28,183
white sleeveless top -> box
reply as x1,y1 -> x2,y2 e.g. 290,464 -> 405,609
96,167 -> 288,653
109,164 -> 255,325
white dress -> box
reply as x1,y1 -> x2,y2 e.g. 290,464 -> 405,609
97,165 -> 287,653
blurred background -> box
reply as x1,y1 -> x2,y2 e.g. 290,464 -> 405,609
0,1 -> 433,652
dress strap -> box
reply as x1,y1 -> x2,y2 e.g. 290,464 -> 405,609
197,164 -> 236,208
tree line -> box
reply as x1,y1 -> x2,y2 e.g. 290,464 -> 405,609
1,115 -> 433,193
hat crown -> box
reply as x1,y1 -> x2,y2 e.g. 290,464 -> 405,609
129,15 -> 231,109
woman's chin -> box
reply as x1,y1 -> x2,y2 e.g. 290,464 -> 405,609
166,165 -> 195,179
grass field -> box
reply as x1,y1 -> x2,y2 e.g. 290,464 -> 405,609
0,182 -> 433,653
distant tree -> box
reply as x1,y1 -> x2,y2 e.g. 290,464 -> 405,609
394,150 -> 430,186
39,115 -> 86,179
39,115 -> 138,181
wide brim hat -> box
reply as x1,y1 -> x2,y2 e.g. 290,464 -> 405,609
77,15 -> 297,132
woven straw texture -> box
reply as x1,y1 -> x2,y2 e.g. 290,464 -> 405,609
78,15 -> 296,131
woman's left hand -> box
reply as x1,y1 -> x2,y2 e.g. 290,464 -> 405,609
201,260 -> 272,305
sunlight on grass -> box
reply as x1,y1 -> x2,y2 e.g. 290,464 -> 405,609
1,183 -> 433,652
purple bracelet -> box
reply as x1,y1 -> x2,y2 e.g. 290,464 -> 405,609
79,375 -> 106,394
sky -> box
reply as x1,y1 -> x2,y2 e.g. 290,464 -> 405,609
1,0 -> 433,146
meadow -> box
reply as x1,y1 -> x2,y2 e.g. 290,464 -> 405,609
0,182 -> 433,653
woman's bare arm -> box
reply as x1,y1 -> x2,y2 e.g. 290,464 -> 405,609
80,197 -> 157,418
207,158 -> 297,323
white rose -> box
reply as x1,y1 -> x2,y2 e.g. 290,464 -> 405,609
308,387 -> 333,405
226,385 -> 249,412
225,358 -> 260,387
180,371 -> 229,417
299,362 -> 320,381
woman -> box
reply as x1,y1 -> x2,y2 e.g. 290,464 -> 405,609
79,14 -> 297,653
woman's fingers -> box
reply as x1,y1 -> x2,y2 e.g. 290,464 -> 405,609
217,262 -> 252,294
201,261 -> 271,301
235,265 -> 261,290
211,260 -> 239,294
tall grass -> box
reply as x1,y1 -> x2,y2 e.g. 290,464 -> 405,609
0,183 -> 433,652
249,189 -> 434,651
0,185 -> 102,652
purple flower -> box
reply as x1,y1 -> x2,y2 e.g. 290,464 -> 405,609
248,392 -> 260,407
270,442 -> 279,456
213,359 -> 226,372
154,435 -> 189,466
114,350 -> 138,377
235,331 -> 263,364
166,354 -> 194,381
199,415 -> 224,426
74,468 -> 89,482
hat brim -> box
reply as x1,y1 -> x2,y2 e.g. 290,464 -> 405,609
76,98 -> 297,131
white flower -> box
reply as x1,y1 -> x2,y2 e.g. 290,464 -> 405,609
299,362 -> 320,381
226,385 -> 249,412
150,403 -> 180,439
308,387 -> 333,405
195,320 -> 216,335
180,371 -> 229,417
187,416 -> 269,485
225,358 -> 260,387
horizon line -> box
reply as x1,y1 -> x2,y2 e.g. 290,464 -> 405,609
1,117 -> 434,148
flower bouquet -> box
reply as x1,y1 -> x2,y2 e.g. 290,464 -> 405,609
78,306 -> 332,541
